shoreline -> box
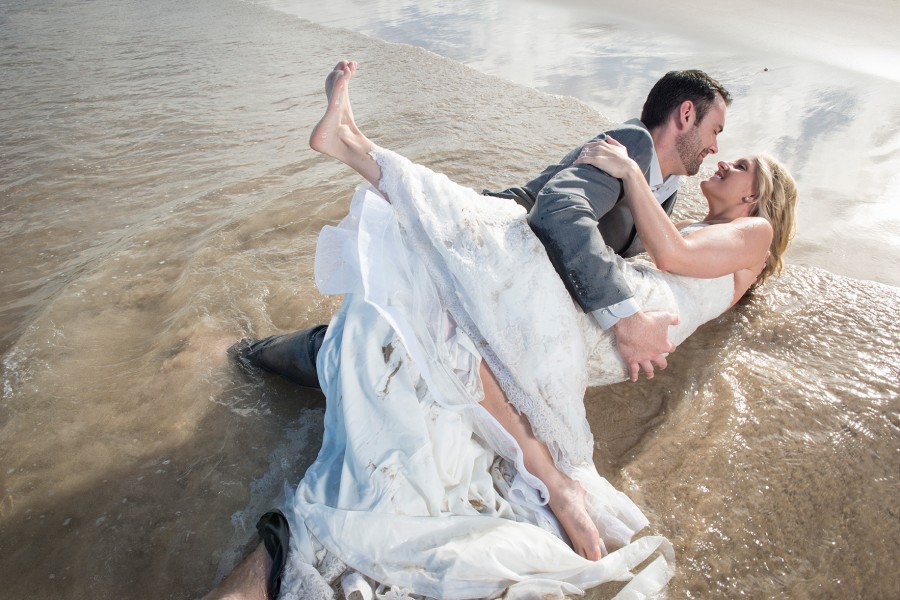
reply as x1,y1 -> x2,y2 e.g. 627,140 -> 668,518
562,0 -> 900,82
256,0 -> 900,288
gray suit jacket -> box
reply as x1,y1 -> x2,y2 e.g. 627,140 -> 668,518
484,124 -> 677,313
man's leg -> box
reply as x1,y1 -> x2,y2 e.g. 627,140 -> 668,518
202,511 -> 290,600
202,544 -> 270,600
230,325 -> 327,389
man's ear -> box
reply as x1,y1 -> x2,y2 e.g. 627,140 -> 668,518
676,100 -> 696,130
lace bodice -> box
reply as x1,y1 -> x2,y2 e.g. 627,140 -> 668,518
581,224 -> 734,386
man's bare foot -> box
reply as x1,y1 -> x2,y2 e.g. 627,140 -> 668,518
308,60 -> 381,188
547,476 -> 604,560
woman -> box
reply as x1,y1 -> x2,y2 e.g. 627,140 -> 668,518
240,61 -> 797,600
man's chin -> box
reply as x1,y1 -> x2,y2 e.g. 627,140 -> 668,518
674,156 -> 702,176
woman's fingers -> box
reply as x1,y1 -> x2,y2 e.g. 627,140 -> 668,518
604,134 -> 624,147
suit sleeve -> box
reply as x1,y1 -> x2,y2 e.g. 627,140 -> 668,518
482,147 -> 581,211
526,126 -> 655,313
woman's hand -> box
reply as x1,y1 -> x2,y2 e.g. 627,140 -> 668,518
574,135 -> 639,179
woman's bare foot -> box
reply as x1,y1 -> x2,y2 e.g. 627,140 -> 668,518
477,361 -> 603,561
308,60 -> 381,188
546,474 -> 604,560
309,60 -> 359,157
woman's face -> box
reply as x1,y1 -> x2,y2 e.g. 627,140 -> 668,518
700,157 -> 759,206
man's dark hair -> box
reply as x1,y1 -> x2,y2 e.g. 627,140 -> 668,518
640,70 -> 732,130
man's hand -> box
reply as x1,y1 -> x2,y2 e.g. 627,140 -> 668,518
612,310 -> 680,381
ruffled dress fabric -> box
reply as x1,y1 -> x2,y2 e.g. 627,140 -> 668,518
279,148 -> 733,600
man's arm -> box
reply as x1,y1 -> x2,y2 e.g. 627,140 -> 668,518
525,126 -> 678,380
615,183 -> 683,380
526,126 -> 654,312
482,145 -> 584,211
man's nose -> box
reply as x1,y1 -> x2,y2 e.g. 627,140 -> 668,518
708,137 -> 719,154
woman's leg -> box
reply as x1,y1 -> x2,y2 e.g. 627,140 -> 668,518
309,60 -> 383,190
478,361 -> 603,561
311,60 -> 602,561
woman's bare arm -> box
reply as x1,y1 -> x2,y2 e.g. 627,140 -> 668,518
576,138 -> 772,278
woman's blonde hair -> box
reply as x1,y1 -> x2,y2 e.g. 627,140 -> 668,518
750,154 -> 799,287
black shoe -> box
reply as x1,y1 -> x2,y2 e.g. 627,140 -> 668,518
227,337 -> 258,371
227,326 -> 327,390
256,510 -> 291,600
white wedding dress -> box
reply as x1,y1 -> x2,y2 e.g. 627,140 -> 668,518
278,148 -> 734,600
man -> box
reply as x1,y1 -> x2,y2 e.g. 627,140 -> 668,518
231,69 -> 730,387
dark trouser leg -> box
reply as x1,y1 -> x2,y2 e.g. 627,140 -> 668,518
230,325 -> 327,389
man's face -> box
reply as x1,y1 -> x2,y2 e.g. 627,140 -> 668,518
675,94 -> 727,175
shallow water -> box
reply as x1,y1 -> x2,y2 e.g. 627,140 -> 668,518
0,0 -> 897,598
260,0 -> 900,289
